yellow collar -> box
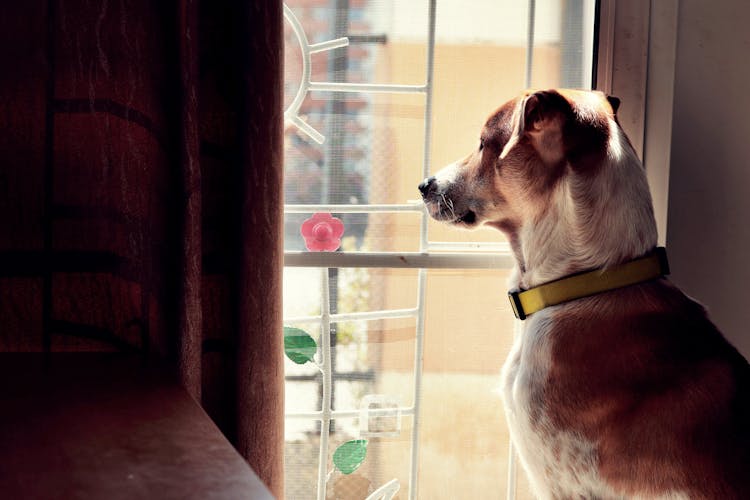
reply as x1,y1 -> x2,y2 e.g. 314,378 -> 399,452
508,247 -> 670,320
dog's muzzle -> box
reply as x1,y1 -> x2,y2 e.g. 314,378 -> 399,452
418,176 -> 477,225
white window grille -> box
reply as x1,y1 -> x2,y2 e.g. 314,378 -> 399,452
282,1 -> 597,499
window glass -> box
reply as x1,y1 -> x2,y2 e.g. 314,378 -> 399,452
282,1 -> 595,498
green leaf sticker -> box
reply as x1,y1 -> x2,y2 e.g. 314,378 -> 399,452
283,326 -> 317,365
333,439 -> 368,475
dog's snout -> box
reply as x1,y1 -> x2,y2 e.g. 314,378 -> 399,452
418,176 -> 437,198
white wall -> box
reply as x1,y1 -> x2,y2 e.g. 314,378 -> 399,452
666,0 -> 750,357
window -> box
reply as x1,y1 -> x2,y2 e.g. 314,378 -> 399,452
282,1 -> 596,499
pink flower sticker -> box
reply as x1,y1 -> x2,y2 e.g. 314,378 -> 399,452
301,213 -> 345,252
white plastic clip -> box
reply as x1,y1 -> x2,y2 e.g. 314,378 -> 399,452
359,394 -> 401,438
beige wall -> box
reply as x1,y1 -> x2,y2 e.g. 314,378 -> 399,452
360,41 -> 562,499
376,42 -> 561,250
370,42 -> 562,374
666,0 -> 750,358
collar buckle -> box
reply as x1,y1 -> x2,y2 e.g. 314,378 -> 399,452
508,291 -> 526,320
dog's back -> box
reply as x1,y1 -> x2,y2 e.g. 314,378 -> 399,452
504,279 -> 750,499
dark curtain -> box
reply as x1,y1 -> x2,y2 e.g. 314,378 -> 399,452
0,0 -> 284,496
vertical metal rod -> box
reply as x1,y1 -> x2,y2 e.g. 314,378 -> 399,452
323,0 -> 350,448
410,267 -> 428,500
411,2 -> 437,498
506,316 -> 524,500
322,0 -> 349,205
317,267 -> 333,500
560,0 -> 585,88
525,0 -> 536,88
419,0 -> 437,252
507,440 -> 518,500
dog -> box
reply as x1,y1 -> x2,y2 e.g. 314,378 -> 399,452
419,89 -> 750,499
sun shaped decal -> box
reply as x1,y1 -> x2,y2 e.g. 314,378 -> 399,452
283,4 -> 349,144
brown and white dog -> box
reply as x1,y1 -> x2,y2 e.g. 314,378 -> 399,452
419,89 -> 750,499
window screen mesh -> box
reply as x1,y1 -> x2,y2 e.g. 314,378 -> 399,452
282,1 -> 595,498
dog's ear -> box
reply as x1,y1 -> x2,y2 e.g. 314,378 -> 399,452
606,95 -> 621,115
518,90 -> 570,165
520,90 -> 570,131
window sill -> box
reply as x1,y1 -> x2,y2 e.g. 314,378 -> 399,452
0,353 -> 273,500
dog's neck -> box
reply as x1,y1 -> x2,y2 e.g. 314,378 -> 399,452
509,132 -> 658,291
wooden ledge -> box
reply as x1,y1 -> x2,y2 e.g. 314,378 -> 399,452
0,353 -> 274,500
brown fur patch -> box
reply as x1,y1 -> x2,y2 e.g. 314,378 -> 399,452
543,280 -> 750,498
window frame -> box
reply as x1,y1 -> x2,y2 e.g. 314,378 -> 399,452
283,2 -> 439,496
281,1 -> 672,498
595,0 -> 678,246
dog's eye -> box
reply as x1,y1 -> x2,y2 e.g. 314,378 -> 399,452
479,139 -> 485,151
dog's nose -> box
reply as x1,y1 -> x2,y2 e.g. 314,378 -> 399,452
418,176 -> 437,198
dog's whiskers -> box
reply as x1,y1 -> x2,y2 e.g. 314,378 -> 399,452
441,193 -> 457,220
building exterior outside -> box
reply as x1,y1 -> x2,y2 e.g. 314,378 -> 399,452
283,1 -> 592,498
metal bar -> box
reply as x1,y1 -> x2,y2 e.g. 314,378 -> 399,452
427,241 -> 512,252
284,203 -> 423,213
410,267 -> 428,500
345,34 -> 388,44
316,268 -> 332,500
286,370 -> 374,382
420,0 -> 437,252
284,251 -> 514,269
560,0 -> 585,88
309,37 -> 349,54
287,406 -> 416,420
289,115 -> 325,145
507,441 -> 518,500
525,0 -> 536,88
507,318 -> 524,500
285,307 -> 419,325
309,81 -> 427,94
335,307 -> 417,322
411,2 -> 437,495
283,5 -> 313,125
324,0 -> 350,425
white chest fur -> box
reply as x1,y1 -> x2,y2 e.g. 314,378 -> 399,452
499,314 -> 617,500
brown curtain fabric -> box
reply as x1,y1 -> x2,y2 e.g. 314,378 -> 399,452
0,1 -> 284,496
236,2 -> 285,490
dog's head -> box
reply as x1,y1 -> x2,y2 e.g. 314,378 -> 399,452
419,89 -> 657,283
